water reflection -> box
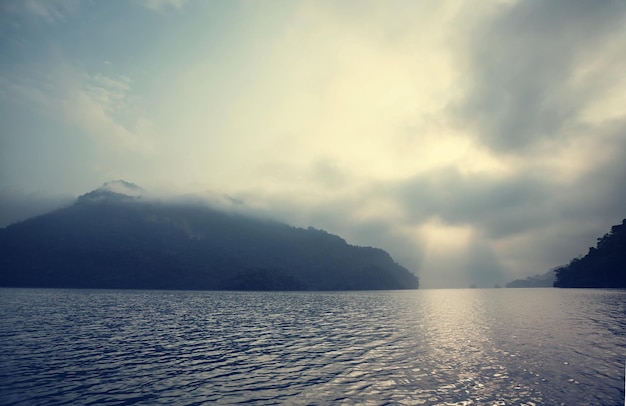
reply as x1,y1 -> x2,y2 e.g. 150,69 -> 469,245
0,288 -> 624,405
414,290 -> 536,405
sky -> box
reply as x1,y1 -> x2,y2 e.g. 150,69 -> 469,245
1,0 -> 626,288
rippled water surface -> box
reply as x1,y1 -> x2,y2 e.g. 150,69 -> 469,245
0,288 -> 624,405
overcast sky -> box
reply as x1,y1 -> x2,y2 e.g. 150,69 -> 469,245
1,0 -> 625,288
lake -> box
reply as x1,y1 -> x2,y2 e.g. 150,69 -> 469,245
0,288 -> 624,405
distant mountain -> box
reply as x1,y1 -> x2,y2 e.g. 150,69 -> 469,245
553,219 -> 626,288
0,181 -> 419,291
505,270 -> 556,288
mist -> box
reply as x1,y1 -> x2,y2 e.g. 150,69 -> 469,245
2,0 -> 626,287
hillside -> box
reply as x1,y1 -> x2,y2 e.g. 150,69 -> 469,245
0,181 -> 419,291
505,270 -> 556,288
553,219 -> 626,288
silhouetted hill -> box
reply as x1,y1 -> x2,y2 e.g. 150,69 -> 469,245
0,181 -> 419,291
553,219 -> 626,288
505,270 -> 555,288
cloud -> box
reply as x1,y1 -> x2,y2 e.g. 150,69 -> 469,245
0,61 -> 154,154
1,0 -> 625,288
138,0 -> 187,12
232,130 -> 626,287
158,0 -> 626,288
394,167 -> 552,238
452,0 -> 626,153
0,0 -> 80,23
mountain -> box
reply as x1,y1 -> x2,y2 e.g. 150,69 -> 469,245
81,179 -> 144,199
553,219 -> 626,288
0,181 -> 419,291
505,270 -> 556,288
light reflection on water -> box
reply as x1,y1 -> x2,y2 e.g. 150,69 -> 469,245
0,288 -> 624,405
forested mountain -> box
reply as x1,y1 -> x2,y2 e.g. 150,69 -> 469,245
553,219 -> 626,288
0,181 -> 419,291
505,270 -> 556,288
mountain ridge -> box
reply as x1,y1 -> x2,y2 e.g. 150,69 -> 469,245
0,181 -> 419,291
505,270 -> 556,288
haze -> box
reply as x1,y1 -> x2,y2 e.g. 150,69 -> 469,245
1,0 -> 625,288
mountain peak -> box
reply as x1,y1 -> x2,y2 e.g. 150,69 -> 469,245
77,180 -> 144,203
98,180 -> 143,196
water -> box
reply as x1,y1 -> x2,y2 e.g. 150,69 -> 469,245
0,288 -> 624,405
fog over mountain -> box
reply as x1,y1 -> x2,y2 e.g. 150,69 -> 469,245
2,0 -> 626,288
505,270 -> 556,289
0,181 -> 418,291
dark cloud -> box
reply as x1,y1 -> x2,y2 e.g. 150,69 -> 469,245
394,167 -> 552,239
557,133 -> 626,222
394,136 -> 625,235
453,0 -> 626,152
